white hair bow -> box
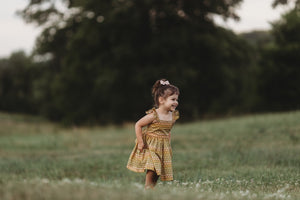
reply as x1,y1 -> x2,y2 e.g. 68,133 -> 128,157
160,80 -> 170,85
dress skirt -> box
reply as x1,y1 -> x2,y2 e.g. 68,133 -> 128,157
127,132 -> 173,181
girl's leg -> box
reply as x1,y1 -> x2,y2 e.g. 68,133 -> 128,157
145,170 -> 159,189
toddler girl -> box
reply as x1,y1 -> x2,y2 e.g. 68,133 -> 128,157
127,79 -> 180,189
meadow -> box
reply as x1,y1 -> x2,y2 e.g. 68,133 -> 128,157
0,111 -> 299,200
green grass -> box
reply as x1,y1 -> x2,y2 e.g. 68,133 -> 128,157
0,111 -> 299,199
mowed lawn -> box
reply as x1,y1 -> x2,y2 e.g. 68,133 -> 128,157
0,111 -> 299,200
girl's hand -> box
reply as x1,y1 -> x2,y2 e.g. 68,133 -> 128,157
137,142 -> 144,152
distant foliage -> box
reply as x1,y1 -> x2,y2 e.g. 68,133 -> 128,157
258,8 -> 300,111
0,51 -> 39,114
0,0 -> 299,124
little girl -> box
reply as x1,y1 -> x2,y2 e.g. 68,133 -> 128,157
127,79 -> 180,189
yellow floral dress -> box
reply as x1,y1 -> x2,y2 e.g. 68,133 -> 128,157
127,108 -> 179,181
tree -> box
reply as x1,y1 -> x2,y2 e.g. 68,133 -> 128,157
0,51 -> 39,113
17,0 -> 260,124
258,3 -> 300,111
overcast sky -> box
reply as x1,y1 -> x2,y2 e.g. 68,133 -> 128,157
0,0 -> 293,58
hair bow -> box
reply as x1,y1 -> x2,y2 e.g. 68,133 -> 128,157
160,80 -> 170,85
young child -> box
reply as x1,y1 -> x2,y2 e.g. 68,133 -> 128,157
127,79 -> 180,189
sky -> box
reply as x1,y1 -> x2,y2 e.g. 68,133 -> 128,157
0,0 -> 293,58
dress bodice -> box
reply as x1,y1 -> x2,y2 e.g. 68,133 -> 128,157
143,108 -> 179,137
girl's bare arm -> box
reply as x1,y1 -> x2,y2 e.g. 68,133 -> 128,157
135,113 -> 155,152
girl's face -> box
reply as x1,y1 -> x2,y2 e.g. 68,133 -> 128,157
159,94 -> 179,112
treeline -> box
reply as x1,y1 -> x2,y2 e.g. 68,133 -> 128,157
0,0 -> 299,124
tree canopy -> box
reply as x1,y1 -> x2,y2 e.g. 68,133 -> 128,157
14,0 -> 256,124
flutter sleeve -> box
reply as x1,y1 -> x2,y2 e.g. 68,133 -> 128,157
146,108 -> 159,121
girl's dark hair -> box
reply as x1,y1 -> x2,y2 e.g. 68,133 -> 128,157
152,79 -> 179,108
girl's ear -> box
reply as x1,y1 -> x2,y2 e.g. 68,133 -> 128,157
158,96 -> 165,105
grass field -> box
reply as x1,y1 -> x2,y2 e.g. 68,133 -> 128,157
0,111 -> 299,199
